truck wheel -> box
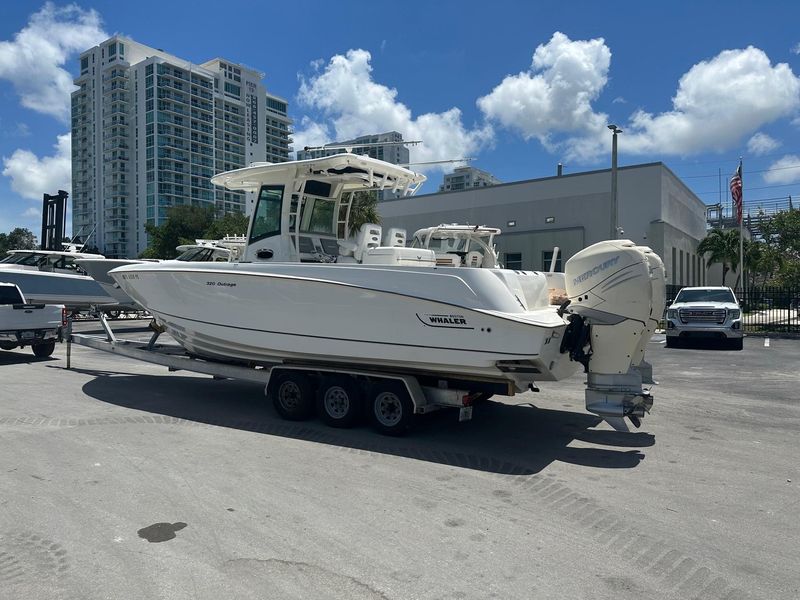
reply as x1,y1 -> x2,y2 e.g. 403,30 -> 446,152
270,372 -> 315,421
729,338 -> 743,351
32,341 -> 56,358
317,375 -> 363,428
665,337 -> 676,348
368,381 -> 414,436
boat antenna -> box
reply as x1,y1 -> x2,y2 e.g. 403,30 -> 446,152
401,158 -> 474,167
303,140 -> 422,153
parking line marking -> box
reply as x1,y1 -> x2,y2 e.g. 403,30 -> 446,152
764,338 -> 770,348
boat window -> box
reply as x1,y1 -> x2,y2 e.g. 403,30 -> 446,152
1,253 -> 46,266
300,197 -> 335,236
250,185 -> 284,243
176,247 -> 211,261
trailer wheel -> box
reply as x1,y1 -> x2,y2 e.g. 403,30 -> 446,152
0,342 -> 16,351
270,372 -> 315,421
32,341 -> 56,358
368,381 -> 414,436
317,376 -> 363,428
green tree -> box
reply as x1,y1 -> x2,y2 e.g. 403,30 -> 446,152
697,228 -> 742,286
0,227 -> 37,255
140,205 -> 215,259
202,211 -> 248,240
347,190 -> 380,236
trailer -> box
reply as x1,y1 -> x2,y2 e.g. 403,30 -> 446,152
64,315 -> 515,435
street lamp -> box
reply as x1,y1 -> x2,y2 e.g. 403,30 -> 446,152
608,124 -> 623,238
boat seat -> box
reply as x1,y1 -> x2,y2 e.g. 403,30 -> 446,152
435,253 -> 460,267
383,227 -> 406,247
354,223 -> 382,262
465,251 -> 483,267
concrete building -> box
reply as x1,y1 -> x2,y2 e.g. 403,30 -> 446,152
439,166 -> 501,192
381,162 -> 708,287
297,131 -> 409,201
71,36 -> 292,257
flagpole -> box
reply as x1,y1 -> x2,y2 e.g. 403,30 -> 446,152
739,157 -> 744,300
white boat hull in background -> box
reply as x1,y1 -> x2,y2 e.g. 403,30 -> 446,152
0,268 -> 114,309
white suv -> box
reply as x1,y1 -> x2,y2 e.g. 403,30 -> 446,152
665,286 -> 743,350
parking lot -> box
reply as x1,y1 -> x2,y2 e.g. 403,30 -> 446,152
0,321 -> 798,600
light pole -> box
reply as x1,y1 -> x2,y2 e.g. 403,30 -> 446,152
608,124 -> 623,238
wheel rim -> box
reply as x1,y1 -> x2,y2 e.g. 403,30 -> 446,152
278,381 -> 301,411
375,392 -> 403,427
324,386 -> 350,419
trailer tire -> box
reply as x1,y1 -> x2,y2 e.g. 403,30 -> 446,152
270,372 -> 315,421
317,376 -> 363,428
0,342 -> 16,351
32,341 -> 56,358
368,381 -> 414,436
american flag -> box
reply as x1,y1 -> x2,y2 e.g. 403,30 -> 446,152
730,162 -> 743,224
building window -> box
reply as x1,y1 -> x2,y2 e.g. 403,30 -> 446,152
671,247 -> 677,285
224,82 -> 240,97
542,250 -> 562,272
679,250 -> 684,285
108,42 -> 116,57
505,252 -> 522,270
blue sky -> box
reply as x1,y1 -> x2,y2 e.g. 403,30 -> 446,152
2,0 -> 800,236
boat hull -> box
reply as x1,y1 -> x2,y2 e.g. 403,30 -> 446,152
0,268 -> 114,309
111,263 -> 581,383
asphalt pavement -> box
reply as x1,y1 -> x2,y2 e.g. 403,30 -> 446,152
0,321 -> 797,600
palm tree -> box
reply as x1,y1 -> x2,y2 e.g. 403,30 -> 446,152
697,228 -> 741,286
347,190 -> 380,236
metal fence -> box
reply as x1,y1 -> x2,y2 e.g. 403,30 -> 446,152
665,284 -> 800,334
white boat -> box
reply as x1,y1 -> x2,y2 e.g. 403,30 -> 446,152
111,153 -> 665,428
77,236 -> 247,307
0,246 -> 115,309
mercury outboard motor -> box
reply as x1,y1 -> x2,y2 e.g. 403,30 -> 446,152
562,240 -> 666,431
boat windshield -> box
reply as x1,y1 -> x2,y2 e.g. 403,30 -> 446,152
300,197 -> 336,236
176,247 -> 230,262
0,252 -> 46,266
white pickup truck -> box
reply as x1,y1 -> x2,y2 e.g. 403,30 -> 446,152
0,283 -> 64,357
664,286 -> 743,350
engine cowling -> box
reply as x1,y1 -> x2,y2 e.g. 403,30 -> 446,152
563,240 -> 665,430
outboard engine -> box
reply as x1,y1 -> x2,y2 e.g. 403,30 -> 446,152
562,240 -> 666,431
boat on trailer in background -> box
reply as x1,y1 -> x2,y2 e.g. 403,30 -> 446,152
101,153 -> 665,434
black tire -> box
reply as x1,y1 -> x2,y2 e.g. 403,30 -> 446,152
32,341 -> 56,358
0,342 -> 16,351
368,380 -> 414,436
729,337 -> 744,351
270,372 -> 316,421
106,310 -> 122,320
665,337 -> 676,348
316,375 -> 363,428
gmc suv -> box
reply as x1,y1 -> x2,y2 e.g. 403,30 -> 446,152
665,286 -> 743,350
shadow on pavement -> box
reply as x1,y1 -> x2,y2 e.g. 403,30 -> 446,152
76,368 -> 654,476
0,350 -> 58,366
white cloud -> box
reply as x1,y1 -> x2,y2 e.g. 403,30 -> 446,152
477,32 -> 610,155
296,49 -> 493,171
622,47 -> 800,157
792,42 -> 800,55
2,133 -> 72,200
612,96 -> 626,104
762,154 -> 800,184
14,122 -> 31,137
477,35 -> 800,162
0,2 -> 107,122
291,116 -> 331,157
746,132 -> 780,156
22,207 -> 41,218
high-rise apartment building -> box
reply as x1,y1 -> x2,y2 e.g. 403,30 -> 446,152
71,36 -> 292,257
296,131 -> 409,200
439,166 -> 501,192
